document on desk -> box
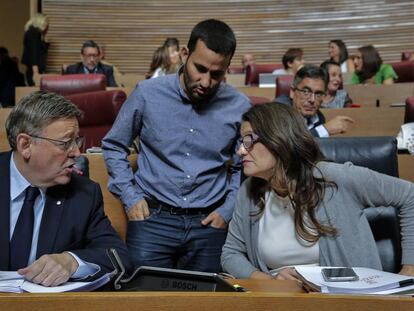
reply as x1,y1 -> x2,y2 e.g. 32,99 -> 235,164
295,266 -> 414,295
0,271 -> 112,293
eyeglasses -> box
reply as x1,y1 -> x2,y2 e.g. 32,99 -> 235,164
294,87 -> 326,100
30,135 -> 84,152
239,133 -> 260,150
82,53 -> 99,59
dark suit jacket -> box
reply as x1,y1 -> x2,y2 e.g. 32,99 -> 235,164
0,151 -> 131,278
64,62 -> 117,87
273,95 -> 326,137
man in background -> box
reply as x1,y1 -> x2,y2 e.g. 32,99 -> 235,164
275,65 -> 354,137
65,40 -> 117,86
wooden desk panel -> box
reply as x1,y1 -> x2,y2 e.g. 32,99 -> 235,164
85,153 -> 137,241
322,107 -> 404,137
398,154 -> 414,183
226,74 -> 245,87
0,280 -> 412,311
15,87 -> 39,105
236,86 -> 275,99
344,83 -> 414,107
0,108 -> 12,152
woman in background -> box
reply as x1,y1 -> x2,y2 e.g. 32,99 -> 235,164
351,45 -> 397,85
328,40 -> 354,73
145,41 -> 181,79
22,13 -> 49,86
221,103 -> 414,280
320,60 -> 352,108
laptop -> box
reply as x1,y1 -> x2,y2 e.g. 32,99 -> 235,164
259,73 -> 281,88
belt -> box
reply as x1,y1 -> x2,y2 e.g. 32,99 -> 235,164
146,197 -> 225,215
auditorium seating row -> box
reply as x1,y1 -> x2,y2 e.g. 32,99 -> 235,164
228,60 -> 414,86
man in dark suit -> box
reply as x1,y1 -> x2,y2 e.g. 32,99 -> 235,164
274,65 -> 354,137
65,40 -> 117,87
1,91 -> 130,286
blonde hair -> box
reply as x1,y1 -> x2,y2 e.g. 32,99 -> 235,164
25,13 -> 49,32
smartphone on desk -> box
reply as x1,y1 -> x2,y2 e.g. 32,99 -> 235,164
321,267 -> 359,282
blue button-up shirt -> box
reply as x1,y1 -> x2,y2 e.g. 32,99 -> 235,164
102,71 -> 250,222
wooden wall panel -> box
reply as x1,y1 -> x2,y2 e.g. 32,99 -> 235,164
42,0 -> 414,74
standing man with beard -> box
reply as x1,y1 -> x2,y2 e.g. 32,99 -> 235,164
102,19 -> 250,272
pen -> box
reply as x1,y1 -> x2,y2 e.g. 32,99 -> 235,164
398,279 -> 414,287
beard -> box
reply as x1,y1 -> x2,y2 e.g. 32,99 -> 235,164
182,63 -> 221,107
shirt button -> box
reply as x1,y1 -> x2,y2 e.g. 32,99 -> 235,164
186,175 -> 191,179
189,129 -> 194,133
186,152 -> 190,156
183,197 -> 187,201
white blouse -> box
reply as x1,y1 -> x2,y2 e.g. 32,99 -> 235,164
258,190 -> 319,273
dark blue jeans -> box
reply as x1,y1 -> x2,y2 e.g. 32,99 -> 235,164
126,206 -> 227,273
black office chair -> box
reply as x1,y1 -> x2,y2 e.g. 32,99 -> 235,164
316,136 -> 401,273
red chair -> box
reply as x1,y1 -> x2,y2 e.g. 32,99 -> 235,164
245,63 -> 283,86
248,96 -> 271,106
66,90 -> 127,152
275,75 -> 294,98
390,61 -> 414,83
40,74 -> 107,96
405,97 -> 414,124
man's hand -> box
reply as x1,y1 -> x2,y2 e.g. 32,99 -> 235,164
127,199 -> 149,221
274,267 -> 300,281
18,253 -> 78,287
201,211 -> 228,229
324,116 -> 354,135
399,264 -> 414,276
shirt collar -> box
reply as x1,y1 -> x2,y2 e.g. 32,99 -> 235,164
306,113 -> 320,127
10,152 -> 32,201
10,152 -> 46,201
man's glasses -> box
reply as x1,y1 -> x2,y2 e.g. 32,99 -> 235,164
294,87 -> 326,100
239,133 -> 260,150
82,53 -> 99,59
30,135 -> 85,152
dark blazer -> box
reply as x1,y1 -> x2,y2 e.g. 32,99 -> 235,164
0,151 -> 131,278
21,26 -> 49,73
273,95 -> 326,137
65,62 -> 118,87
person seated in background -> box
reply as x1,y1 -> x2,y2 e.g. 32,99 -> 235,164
0,47 -> 25,107
1,91 -> 131,286
274,65 -> 354,137
241,53 -> 256,72
320,60 -> 352,108
351,45 -> 397,85
328,40 -> 354,73
273,48 -> 305,76
221,103 -> 414,280
65,40 -> 117,86
145,43 -> 181,79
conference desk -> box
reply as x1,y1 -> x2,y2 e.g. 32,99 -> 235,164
0,279 -> 412,311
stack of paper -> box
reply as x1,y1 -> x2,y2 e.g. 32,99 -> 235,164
0,271 -> 112,293
295,266 -> 414,295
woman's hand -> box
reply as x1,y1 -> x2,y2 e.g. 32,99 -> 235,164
399,265 -> 414,276
274,267 -> 300,281
250,270 -> 273,279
